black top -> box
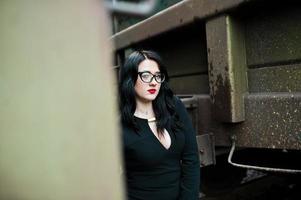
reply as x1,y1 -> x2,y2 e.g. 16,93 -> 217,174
122,97 -> 200,200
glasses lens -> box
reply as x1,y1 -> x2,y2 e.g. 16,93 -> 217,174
140,72 -> 152,82
155,73 -> 165,83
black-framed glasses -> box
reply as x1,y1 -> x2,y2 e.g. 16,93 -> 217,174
138,71 -> 165,83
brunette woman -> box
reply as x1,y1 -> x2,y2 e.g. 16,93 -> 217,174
119,50 -> 200,200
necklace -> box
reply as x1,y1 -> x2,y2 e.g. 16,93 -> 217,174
147,117 -> 156,122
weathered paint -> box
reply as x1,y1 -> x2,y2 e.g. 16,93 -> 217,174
248,64 -> 301,93
169,74 -> 209,94
111,0 -> 253,51
206,15 -> 247,122
245,5 -> 301,67
135,24 -> 208,77
233,93 -> 301,149
113,0 -> 301,153
183,95 -> 301,150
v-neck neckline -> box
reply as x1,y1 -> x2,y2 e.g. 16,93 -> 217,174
134,116 -> 172,151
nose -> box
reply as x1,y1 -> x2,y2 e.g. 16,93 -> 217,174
149,78 -> 157,86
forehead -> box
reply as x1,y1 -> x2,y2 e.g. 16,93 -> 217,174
138,59 -> 160,72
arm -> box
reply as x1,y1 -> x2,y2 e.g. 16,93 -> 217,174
175,97 -> 200,200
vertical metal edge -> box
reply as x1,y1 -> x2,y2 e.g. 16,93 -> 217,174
227,15 -> 247,122
206,15 -> 247,122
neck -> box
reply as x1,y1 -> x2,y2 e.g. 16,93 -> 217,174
134,99 -> 155,119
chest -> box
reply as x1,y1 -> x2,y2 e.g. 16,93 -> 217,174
123,125 -> 185,167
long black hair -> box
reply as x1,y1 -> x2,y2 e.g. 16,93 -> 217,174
118,50 -> 181,135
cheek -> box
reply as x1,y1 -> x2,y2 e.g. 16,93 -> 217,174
134,80 -> 145,95
157,84 -> 162,92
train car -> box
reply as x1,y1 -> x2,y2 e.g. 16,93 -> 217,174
110,0 -> 301,198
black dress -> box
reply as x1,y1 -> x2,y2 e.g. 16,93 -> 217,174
122,97 -> 200,200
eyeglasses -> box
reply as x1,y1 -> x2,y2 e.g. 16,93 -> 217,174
138,71 -> 165,83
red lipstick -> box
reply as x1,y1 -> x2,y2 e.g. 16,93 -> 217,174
147,89 -> 156,94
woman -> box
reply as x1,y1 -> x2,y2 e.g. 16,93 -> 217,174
119,50 -> 200,200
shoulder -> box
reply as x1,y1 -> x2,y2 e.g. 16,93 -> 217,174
121,121 -> 145,147
121,123 -> 135,146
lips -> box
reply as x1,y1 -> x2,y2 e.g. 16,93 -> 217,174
147,89 -> 156,94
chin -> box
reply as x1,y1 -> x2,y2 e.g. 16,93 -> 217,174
140,95 -> 158,102
144,97 -> 156,102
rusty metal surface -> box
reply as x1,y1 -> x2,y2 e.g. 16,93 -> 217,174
180,95 -> 199,133
111,0 -> 255,51
233,93 -> 301,150
179,95 -> 232,146
114,1 -> 301,152
179,94 -> 211,135
196,134 -> 216,167
206,15 -> 247,123
244,5 -> 301,68
135,24 -> 208,77
248,64 -> 301,93
181,97 -> 216,167
170,74 -> 209,94
179,94 -> 301,150
206,93 -> 301,150
213,93 -> 301,149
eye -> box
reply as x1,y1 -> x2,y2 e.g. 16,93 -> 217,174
141,73 -> 151,79
155,73 -> 162,79
155,73 -> 164,80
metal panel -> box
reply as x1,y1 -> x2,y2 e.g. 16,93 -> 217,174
179,95 -> 231,147
137,24 -> 208,76
248,64 -> 301,93
178,94 -> 301,150
234,93 -> 301,149
197,134 -> 216,167
180,96 -> 216,167
245,6 -> 301,68
181,96 -> 199,133
113,0 -> 301,154
111,0 -> 255,51
170,74 -> 209,94
206,15 -> 247,122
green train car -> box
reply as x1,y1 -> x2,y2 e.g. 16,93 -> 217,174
111,0 -> 301,194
